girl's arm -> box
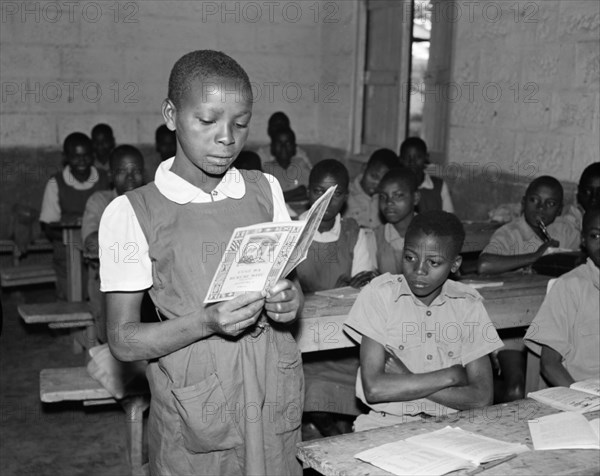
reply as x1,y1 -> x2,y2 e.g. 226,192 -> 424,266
540,345 -> 575,387
106,290 -> 266,362
360,336 -> 468,403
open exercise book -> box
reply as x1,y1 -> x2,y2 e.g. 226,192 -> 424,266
528,411 -> 600,450
354,426 -> 529,476
204,186 -> 336,303
528,378 -> 600,413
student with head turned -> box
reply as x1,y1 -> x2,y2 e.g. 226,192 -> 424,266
399,137 -> 454,213
297,159 -> 377,438
91,123 -> 116,172
344,212 -> 503,431
261,127 -> 312,202
255,111 -> 311,165
478,176 -> 580,275
40,132 -> 110,300
98,50 -> 303,475
344,148 -> 398,229
155,124 -> 177,162
82,145 -> 145,343
372,166 -> 420,274
525,207 -> 600,386
563,162 -> 600,235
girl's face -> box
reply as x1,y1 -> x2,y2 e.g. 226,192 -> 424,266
164,78 -> 252,182
308,173 -> 348,222
583,212 -> 600,267
66,143 -> 94,175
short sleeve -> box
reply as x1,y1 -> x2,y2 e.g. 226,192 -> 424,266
459,299 -> 504,365
264,173 -> 291,223
99,196 -> 153,292
481,225 -> 512,255
343,281 -> 390,345
39,178 -> 60,223
524,277 -> 574,358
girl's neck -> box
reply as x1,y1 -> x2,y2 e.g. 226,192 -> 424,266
318,215 -> 336,233
170,159 -> 223,194
71,167 -> 91,183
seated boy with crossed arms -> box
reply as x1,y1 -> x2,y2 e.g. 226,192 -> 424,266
344,211 -> 503,431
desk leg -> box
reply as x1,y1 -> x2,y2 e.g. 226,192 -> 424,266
123,396 -> 149,476
63,228 -> 83,302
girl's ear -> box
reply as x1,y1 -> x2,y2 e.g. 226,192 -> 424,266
161,99 -> 177,131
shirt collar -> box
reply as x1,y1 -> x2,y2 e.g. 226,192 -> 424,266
384,223 -> 404,244
63,165 -> 99,185
516,215 -> 539,242
394,275 -> 477,307
154,158 -> 246,204
419,172 -> 434,190
585,258 -> 600,290
299,212 -> 341,243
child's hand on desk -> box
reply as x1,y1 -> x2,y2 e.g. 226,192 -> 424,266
535,239 -> 560,257
264,279 -> 301,324
384,345 -> 412,375
206,292 -> 265,337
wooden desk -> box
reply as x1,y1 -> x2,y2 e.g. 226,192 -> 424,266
297,399 -> 600,476
295,274 -> 551,354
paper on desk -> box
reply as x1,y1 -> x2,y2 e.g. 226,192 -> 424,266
314,286 -> 361,299
528,412 -> 600,450
461,280 -> 504,290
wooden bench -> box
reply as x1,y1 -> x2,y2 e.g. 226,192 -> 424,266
40,367 -> 149,476
0,264 -> 56,287
18,301 -> 96,352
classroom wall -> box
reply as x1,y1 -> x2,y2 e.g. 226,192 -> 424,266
0,0 -> 358,237
445,0 -> 599,185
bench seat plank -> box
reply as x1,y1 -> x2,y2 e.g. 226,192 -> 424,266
19,301 -> 93,324
40,367 -> 113,403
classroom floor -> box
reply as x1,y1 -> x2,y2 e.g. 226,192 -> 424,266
0,286 -> 323,476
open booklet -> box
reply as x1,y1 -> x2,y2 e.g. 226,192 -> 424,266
528,378 -> 600,413
354,426 -> 529,476
204,185 -> 336,303
528,411 -> 600,450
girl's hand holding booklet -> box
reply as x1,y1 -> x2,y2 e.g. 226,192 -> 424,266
204,186 -> 336,303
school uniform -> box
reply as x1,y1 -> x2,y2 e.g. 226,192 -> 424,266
482,215 -> 580,256
373,222 -> 409,274
344,175 -> 382,229
417,173 -> 454,213
296,214 -> 375,416
40,165 -> 109,300
562,203 -> 584,234
344,274 -> 503,431
262,156 -> 312,193
99,159 -> 303,476
524,258 -> 600,381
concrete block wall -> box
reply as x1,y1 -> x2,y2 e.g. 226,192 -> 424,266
446,0 -> 599,185
0,0 -> 356,149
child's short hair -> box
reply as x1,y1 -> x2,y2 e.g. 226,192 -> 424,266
379,166 -> 419,193
92,123 -> 114,138
234,150 -> 262,171
406,211 -> 465,256
366,148 -> 398,170
525,175 -> 564,202
63,132 -> 92,155
109,145 -> 144,169
579,162 -> 600,186
399,137 -> 427,157
582,207 -> 600,233
309,159 -> 349,189
155,124 -> 175,143
168,50 -> 252,108
268,111 -> 291,138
